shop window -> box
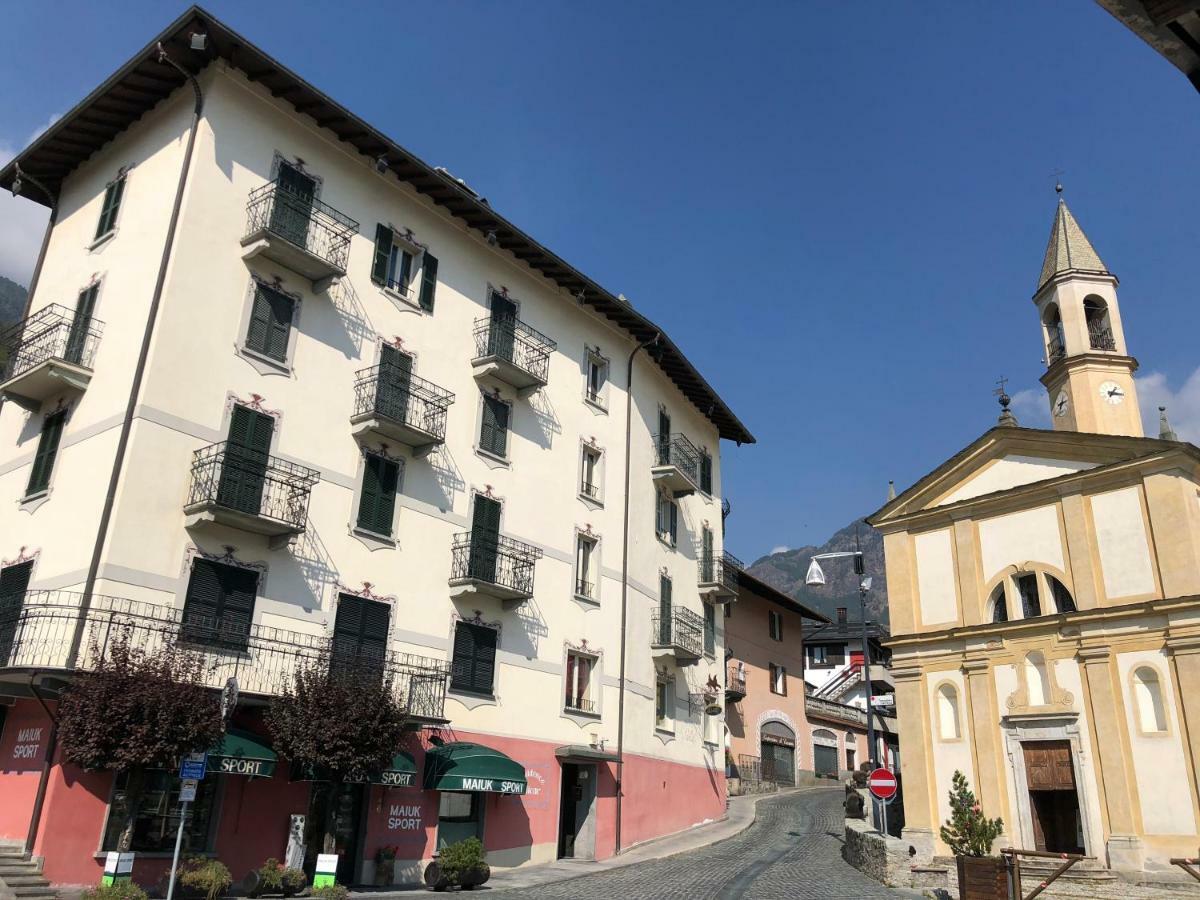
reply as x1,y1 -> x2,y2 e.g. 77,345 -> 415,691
436,792 -> 483,849
1132,666 -> 1167,733
102,769 -> 217,852
937,683 -> 960,740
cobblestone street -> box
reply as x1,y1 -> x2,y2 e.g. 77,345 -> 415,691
489,788 -> 915,899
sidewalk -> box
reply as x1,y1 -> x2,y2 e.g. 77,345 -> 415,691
349,787 -> 821,895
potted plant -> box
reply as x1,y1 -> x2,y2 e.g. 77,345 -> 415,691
940,771 -> 1005,900
374,845 -> 399,886
423,838 -> 489,892
176,858 -> 232,900
245,859 -> 306,898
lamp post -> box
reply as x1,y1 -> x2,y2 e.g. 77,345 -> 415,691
805,526 -> 882,831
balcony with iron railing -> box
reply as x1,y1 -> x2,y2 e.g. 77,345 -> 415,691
650,606 -> 704,665
1088,322 -> 1117,351
184,442 -> 321,543
241,180 -> 359,286
652,433 -> 702,497
1047,331 -> 1066,365
449,531 -> 544,607
564,695 -> 597,716
351,366 -> 455,453
0,591 -> 451,721
471,314 -> 557,392
0,304 -> 103,402
698,549 -> 744,603
726,661 -> 747,701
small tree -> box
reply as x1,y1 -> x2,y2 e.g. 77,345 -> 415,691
58,630 -> 223,850
940,770 -> 1003,857
266,654 -> 410,854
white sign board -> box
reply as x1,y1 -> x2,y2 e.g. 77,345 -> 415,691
104,852 -> 135,875
870,695 -> 895,708
179,779 -> 198,803
315,854 -> 339,876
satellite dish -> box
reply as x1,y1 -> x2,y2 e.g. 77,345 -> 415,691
805,558 -> 826,587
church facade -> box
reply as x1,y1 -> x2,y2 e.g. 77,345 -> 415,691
869,194 -> 1200,875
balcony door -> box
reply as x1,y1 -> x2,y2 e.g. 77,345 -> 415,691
0,561 -> 33,666
659,575 -> 672,644
700,527 -> 715,582
218,405 -> 274,516
331,593 -> 389,682
657,410 -> 671,463
65,284 -> 98,365
488,293 -> 518,363
469,495 -> 502,583
374,345 -> 413,426
272,161 -> 316,250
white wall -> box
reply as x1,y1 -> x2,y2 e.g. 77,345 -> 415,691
1090,487 -> 1156,600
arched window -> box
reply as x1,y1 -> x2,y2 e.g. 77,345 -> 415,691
1084,296 -> 1115,350
1015,573 -> 1041,618
1132,667 -> 1167,733
1047,575 -> 1076,614
937,683 -> 960,740
1042,304 -> 1065,362
1025,652 -> 1052,707
989,583 -> 1008,623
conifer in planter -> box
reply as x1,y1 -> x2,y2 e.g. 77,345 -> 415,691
939,771 -> 1005,900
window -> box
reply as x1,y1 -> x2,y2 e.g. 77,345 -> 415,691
846,747 -> 856,771
580,445 -> 601,501
371,224 -> 413,294
451,622 -> 497,695
437,791 -> 483,849
95,172 -> 126,240
181,559 -> 258,651
103,768 -> 217,852
356,452 -> 400,537
810,645 -> 829,666
768,609 -> 783,642
585,351 -> 608,407
1025,652 -> 1051,707
656,494 -> 678,546
1048,576 -> 1076,614
332,593 -> 389,679
65,283 -> 99,366
1084,295 -> 1115,350
245,282 -> 295,363
479,393 -> 510,458
1132,666 -> 1167,733
937,683 -> 960,740
1015,573 -> 1041,618
565,651 -> 596,714
989,584 -> 1009,623
26,410 -> 65,497
0,561 -> 34,666
769,662 -> 787,696
703,602 -> 716,656
655,677 -> 673,731
657,574 -> 673,644
417,252 -> 438,312
575,534 -> 597,600
700,451 -> 713,494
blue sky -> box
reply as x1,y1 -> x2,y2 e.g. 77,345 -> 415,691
2,2 -> 1198,562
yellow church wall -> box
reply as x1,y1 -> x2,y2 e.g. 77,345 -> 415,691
1088,486 -> 1158,600
1143,471 -> 1200,599
915,528 -> 958,626
978,504 -> 1064,583
939,455 -> 1095,506
926,670 -> 975,832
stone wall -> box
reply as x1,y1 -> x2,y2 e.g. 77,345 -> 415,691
842,813 -> 917,887
727,777 -> 778,797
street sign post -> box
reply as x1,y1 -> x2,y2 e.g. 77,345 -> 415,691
867,767 -> 898,836
167,753 -> 207,900
179,779 -> 198,803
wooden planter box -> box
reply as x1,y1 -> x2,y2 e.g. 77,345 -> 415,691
956,855 -> 1007,900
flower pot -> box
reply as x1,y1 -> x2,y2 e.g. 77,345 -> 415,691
423,860 -> 448,892
373,860 -> 395,886
956,855 -> 1007,900
460,864 -> 490,890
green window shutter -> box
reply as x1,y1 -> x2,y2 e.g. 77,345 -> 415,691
418,253 -> 438,311
333,594 -> 390,675
247,285 -> 294,362
357,454 -> 398,535
0,561 -> 34,665
704,603 -> 715,655
95,176 -> 125,239
480,396 -> 508,457
397,250 -> 413,289
371,224 -> 393,285
26,411 -> 65,496
182,559 -> 258,650
451,622 -> 475,690
451,623 -> 497,694
669,501 -> 678,546
700,453 -> 713,493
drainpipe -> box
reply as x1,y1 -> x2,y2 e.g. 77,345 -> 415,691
67,44 -> 204,667
614,331 -> 659,856
24,673 -> 60,856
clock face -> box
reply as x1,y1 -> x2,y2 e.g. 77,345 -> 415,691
1053,390 -> 1070,418
1099,381 -> 1125,405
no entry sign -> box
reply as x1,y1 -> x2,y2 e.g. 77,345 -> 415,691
868,768 -> 898,801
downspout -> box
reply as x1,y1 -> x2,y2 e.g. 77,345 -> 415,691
614,331 -> 659,856
24,673 -> 61,856
67,45 -> 204,667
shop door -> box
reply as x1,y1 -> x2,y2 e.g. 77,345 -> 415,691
557,764 -> 597,860
761,742 -> 795,786
1023,740 -> 1083,854
304,781 -> 365,884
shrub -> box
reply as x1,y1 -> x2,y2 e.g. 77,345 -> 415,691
939,770 -> 1003,857
256,859 -> 284,894
179,858 -> 232,900
280,868 -> 306,896
309,885 -> 348,900
82,883 -> 149,900
438,837 -> 486,886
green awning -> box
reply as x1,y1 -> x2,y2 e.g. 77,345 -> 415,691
210,729 -> 277,778
371,752 -> 417,787
422,742 -> 527,795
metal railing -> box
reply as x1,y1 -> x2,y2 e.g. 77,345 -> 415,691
245,180 -> 359,272
733,754 -> 762,783
187,442 -> 321,532
450,531 -> 543,596
1,303 -> 104,382
352,365 -> 454,441
1047,332 -> 1066,364
472,314 -> 557,384
575,578 -> 595,599
580,480 -> 599,500
1088,322 -> 1116,351
699,549 -> 744,591
1003,849 -> 1090,900
726,661 -> 747,697
651,606 -> 705,658
564,696 -> 596,715
653,433 -> 702,485
0,591 -> 450,720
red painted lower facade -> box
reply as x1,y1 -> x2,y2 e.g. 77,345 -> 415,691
0,700 -> 725,888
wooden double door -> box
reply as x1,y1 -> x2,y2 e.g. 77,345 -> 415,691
1022,740 -> 1084,854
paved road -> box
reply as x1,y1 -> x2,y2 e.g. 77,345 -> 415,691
490,788 -> 913,899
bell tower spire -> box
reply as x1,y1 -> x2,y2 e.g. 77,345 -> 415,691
1035,189 -> 1142,436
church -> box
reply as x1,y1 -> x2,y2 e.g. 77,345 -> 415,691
869,191 -> 1200,876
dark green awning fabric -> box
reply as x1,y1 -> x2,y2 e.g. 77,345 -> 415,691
372,752 -> 417,787
210,729 -> 277,777
422,742 -> 527,795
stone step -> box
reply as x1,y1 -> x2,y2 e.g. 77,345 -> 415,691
9,888 -> 57,899
2,875 -> 51,886
0,868 -> 43,879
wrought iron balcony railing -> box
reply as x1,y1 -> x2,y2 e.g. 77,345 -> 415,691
580,481 -> 599,500
450,531 -> 544,599
652,433 -> 702,494
699,550 -> 744,595
244,180 -> 359,275
472,315 -> 557,386
1088,322 -> 1116,351
575,578 -> 595,599
651,606 -> 705,659
186,442 -> 321,533
1047,332 -> 1066,364
1,303 -> 104,383
726,661 -> 747,699
0,591 -> 451,720
565,696 -> 597,715
352,365 -> 455,445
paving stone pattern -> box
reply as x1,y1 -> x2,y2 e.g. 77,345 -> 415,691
491,788 -> 913,899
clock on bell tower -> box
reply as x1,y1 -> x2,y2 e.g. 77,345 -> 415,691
1034,188 -> 1142,437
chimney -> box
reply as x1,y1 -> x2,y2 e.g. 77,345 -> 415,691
836,607 -> 847,625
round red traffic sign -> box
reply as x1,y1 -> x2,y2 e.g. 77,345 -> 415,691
868,768 -> 898,801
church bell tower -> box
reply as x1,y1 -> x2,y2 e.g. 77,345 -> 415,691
1035,189 -> 1142,437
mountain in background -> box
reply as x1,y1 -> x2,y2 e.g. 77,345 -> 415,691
0,277 -> 27,326
747,517 -> 889,626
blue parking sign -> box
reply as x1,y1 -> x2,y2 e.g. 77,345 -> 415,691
179,752 -> 207,780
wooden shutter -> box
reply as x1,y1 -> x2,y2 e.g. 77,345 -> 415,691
701,453 -> 713,493
473,494 -> 501,536
220,405 -> 273,514
66,284 -> 99,364
418,253 -> 438,311
333,593 -> 390,675
95,176 -> 125,239
182,559 -> 257,648
248,285 -> 293,362
668,501 -> 678,546
657,411 -> 671,461
452,623 -> 496,694
371,224 -> 393,285
480,396 -> 508,457
704,603 -> 715,655
357,453 -> 398,535
26,411 -> 65,495
0,561 -> 34,664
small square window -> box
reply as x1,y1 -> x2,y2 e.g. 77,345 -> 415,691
810,645 -> 828,665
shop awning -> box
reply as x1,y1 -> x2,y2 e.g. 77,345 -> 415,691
422,742 -> 527,795
371,752 -> 418,787
555,744 -> 619,764
210,729 -> 277,777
